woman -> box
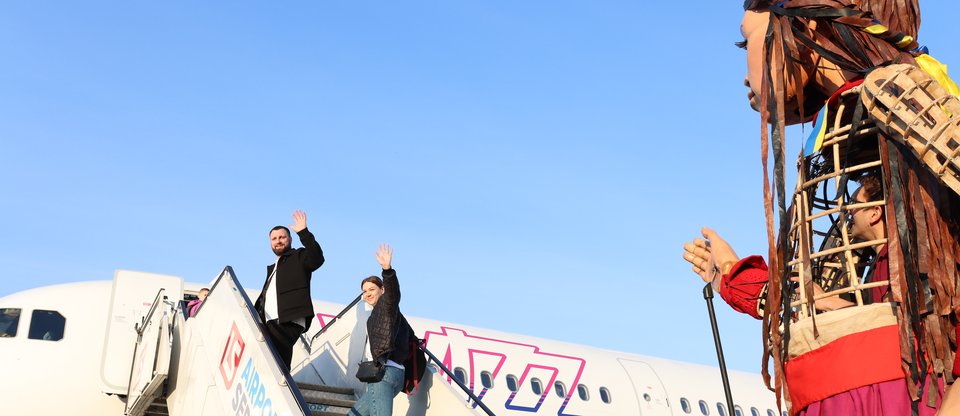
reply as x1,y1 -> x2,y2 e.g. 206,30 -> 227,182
349,244 -> 422,416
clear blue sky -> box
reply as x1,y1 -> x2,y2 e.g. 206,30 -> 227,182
1,1 -> 956,373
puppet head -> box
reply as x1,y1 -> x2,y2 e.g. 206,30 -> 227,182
741,0 -> 920,125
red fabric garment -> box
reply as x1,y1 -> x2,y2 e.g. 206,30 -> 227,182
785,325 -> 904,415
867,246 -> 890,303
718,247 -> 890,321
717,255 -> 769,320
825,79 -> 865,107
955,324 -> 960,378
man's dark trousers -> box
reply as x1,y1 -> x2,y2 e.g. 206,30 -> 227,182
265,320 -> 304,370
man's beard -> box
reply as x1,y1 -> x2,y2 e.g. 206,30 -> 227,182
272,244 -> 289,256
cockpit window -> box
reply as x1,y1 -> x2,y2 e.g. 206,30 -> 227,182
0,308 -> 21,337
28,310 -> 65,341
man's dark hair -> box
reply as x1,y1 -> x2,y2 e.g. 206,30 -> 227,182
269,225 -> 290,237
855,171 -> 884,202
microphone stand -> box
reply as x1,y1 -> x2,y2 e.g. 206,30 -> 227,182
704,283 -> 736,416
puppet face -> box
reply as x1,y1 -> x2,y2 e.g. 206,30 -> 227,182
741,10 -> 769,111
740,9 -> 821,124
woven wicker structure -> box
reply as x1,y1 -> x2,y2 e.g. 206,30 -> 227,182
862,64 -> 960,196
786,85 -> 888,320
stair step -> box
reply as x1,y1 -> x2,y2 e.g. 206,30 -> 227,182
307,402 -> 352,416
144,401 -> 169,416
296,382 -> 356,396
300,389 -> 356,408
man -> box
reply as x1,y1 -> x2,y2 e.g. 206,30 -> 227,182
254,209 -> 325,369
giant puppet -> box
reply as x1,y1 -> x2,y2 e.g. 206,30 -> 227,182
681,0 -> 960,415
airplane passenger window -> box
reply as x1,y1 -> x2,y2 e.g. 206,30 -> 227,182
680,397 -> 691,414
699,400 -> 710,415
481,371 -> 494,389
454,367 -> 467,385
577,384 -> 589,401
751,407 -> 760,416
0,308 -> 21,338
735,405 -> 743,416
531,378 -> 543,395
554,381 -> 567,398
506,375 -> 518,392
599,387 -> 612,404
717,403 -> 727,416
766,410 -> 776,416
28,310 -> 65,341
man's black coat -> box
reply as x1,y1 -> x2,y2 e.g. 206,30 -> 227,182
254,228 -> 324,331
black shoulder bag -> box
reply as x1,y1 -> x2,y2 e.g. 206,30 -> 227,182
356,333 -> 386,383
356,359 -> 386,383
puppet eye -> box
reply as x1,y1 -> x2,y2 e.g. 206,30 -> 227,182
735,39 -> 748,50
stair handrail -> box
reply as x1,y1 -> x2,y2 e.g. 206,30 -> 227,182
418,340 -> 497,416
134,288 -> 167,336
309,293 -> 363,346
124,288 -> 173,416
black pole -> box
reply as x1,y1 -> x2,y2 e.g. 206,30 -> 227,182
310,294 -> 363,344
418,343 -> 497,416
704,283 -> 736,416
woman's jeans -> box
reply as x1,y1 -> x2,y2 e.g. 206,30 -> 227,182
349,366 -> 404,416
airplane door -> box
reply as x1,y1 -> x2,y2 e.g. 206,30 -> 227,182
100,270 -> 183,394
618,359 -> 672,416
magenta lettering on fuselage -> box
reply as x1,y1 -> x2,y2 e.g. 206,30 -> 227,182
423,326 -> 587,415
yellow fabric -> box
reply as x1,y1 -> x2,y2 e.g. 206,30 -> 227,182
895,35 -> 914,48
863,24 -> 887,35
917,54 -> 960,97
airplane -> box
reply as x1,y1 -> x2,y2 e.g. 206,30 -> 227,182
0,267 -> 781,416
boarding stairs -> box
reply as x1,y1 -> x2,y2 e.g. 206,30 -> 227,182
129,382 -> 355,416
297,382 -> 356,416
99,267 -> 492,416
142,402 -> 170,416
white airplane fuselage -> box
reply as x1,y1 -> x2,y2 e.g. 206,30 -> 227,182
0,278 -> 781,416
